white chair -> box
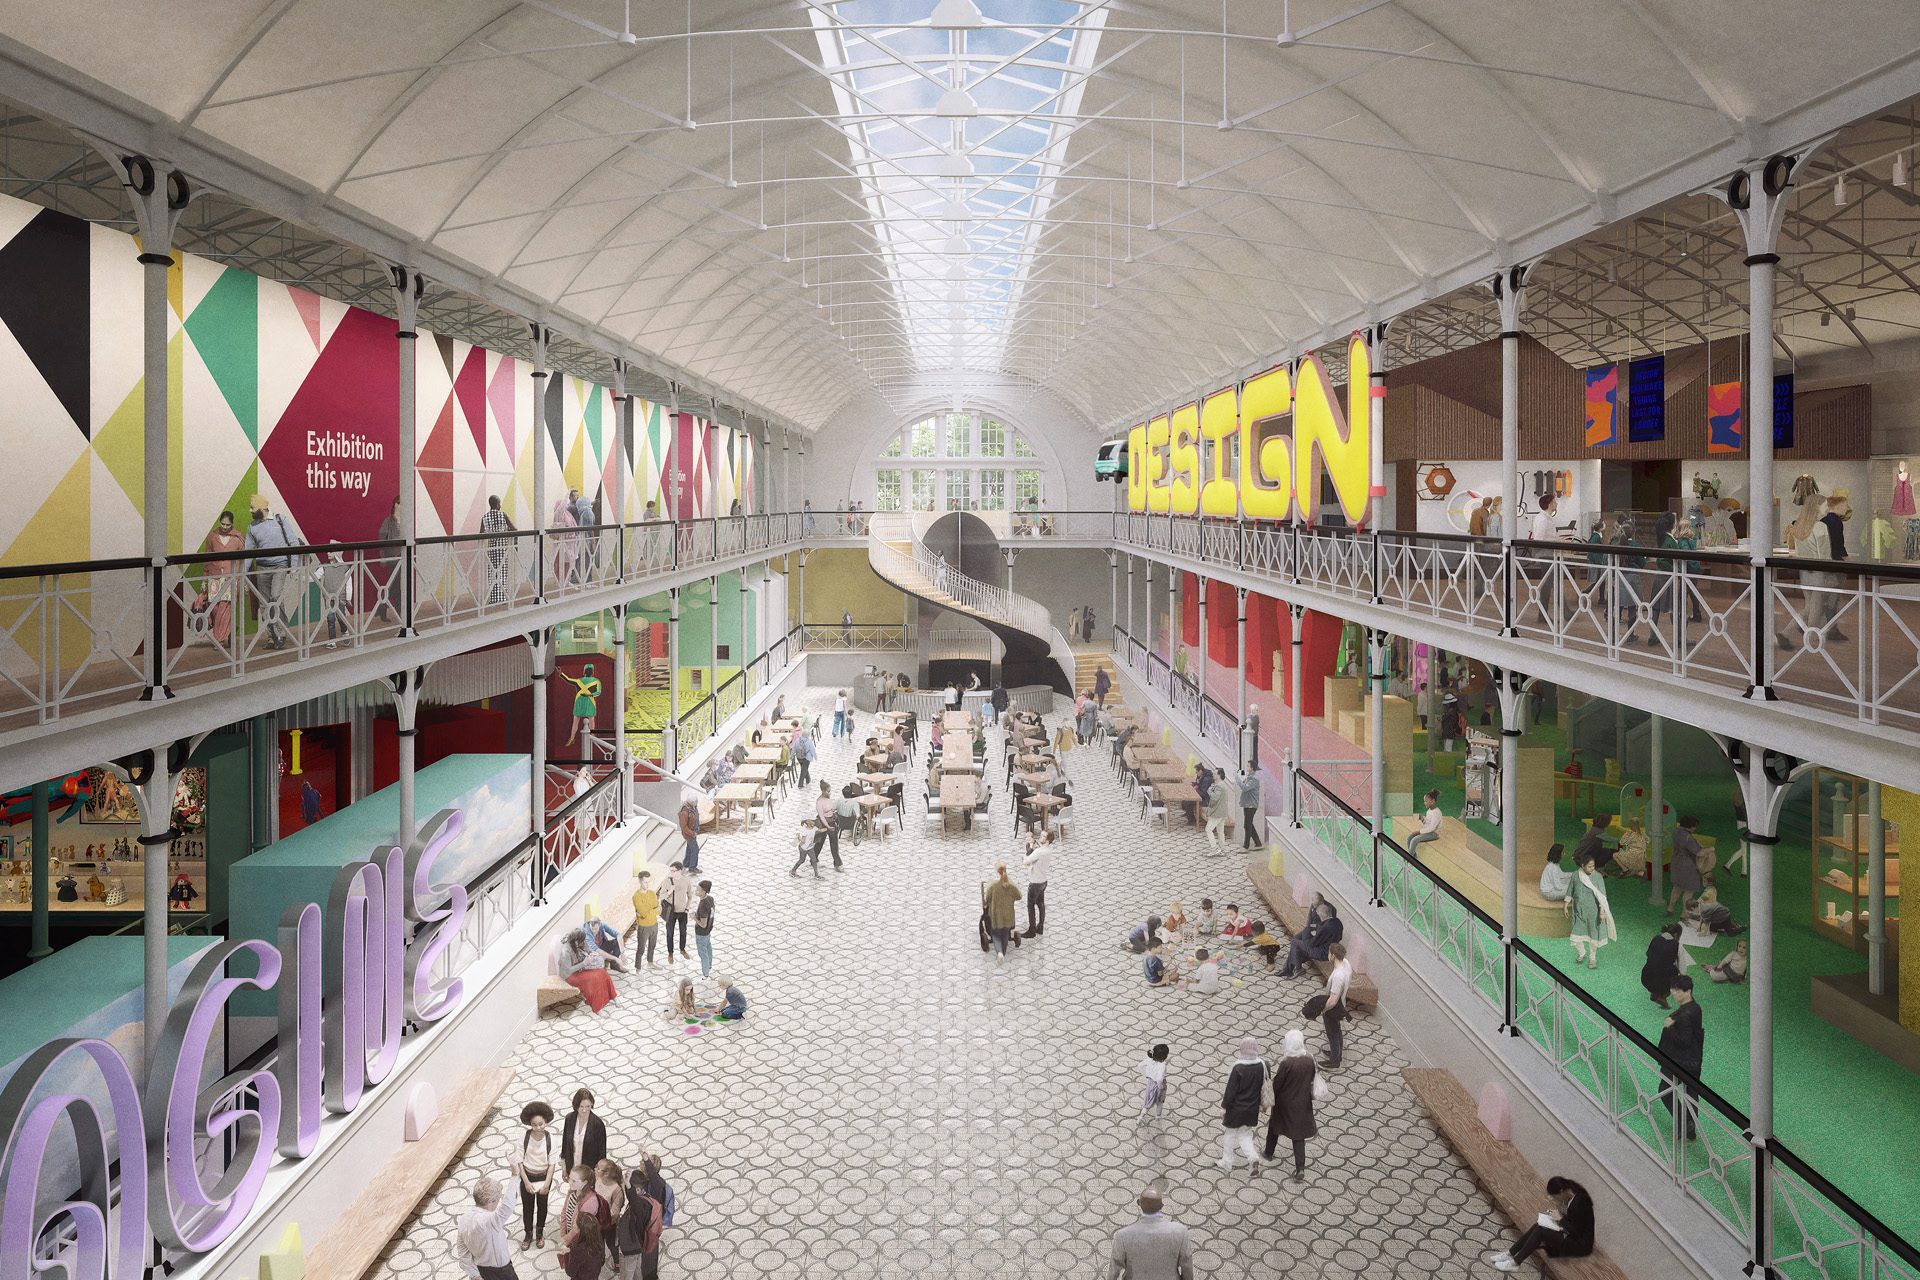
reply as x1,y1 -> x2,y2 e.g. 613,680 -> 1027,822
1052,808 -> 1075,840
1140,793 -> 1167,827
875,811 -> 898,837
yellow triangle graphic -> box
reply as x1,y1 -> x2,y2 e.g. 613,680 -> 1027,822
94,377 -> 146,516
10,452 -> 91,566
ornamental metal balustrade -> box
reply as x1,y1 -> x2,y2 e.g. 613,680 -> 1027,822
1290,766 -> 1920,1278
1110,626 -> 1241,758
672,625 -> 804,767
1106,510 -> 1920,740
0,513 -> 801,734
802,622 -> 911,651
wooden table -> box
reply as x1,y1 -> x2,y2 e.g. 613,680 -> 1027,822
734,763 -> 775,784
1153,781 -> 1199,830
745,746 -> 783,763
864,752 -> 891,771
770,718 -> 799,732
943,710 -> 972,730
1139,761 -> 1187,784
714,782 -> 765,829
856,772 -> 896,790
1554,771 -> 1617,819
1026,792 -> 1066,834
1015,771 -> 1051,789
937,774 -> 980,838
1016,752 -> 1051,768
857,793 -> 893,838
1130,746 -> 1176,764
942,743 -> 976,771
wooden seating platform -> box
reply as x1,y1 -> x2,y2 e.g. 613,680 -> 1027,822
304,1066 -> 516,1280
1245,862 -> 1379,1012
1402,1068 -> 1629,1280
536,869 -> 644,1014
1390,816 -> 1571,939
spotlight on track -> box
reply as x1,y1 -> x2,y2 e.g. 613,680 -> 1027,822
1834,173 -> 1849,207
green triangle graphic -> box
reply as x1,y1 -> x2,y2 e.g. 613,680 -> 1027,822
183,268 -> 258,445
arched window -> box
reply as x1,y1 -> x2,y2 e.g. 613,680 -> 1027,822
870,412 -> 1049,513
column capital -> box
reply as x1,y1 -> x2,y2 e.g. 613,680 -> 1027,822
1481,259 -> 1544,333
1701,138 -> 1840,259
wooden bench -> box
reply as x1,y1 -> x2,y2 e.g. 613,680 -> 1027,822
1244,862 -> 1380,1012
304,1066 -> 516,1280
535,881 -> 641,1014
1389,816 -> 1571,939
1402,1068 -> 1629,1280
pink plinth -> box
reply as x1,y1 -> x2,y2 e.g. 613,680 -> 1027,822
1291,873 -> 1312,907
404,1080 -> 438,1141
1478,1079 -> 1511,1141
1347,932 -> 1368,975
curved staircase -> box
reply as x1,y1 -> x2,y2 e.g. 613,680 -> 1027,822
866,512 -> 1074,694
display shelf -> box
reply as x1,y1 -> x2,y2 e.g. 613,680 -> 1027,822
1811,768 -> 1900,958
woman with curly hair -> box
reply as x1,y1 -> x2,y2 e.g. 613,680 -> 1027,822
512,1101 -> 555,1248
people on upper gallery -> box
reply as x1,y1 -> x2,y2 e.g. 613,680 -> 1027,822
1407,790 -> 1443,861
1567,850 -> 1616,971
1665,814 -> 1710,917
1683,876 -> 1747,937
1640,922 -> 1683,1009
1483,1176 -> 1595,1273
1703,938 -> 1749,984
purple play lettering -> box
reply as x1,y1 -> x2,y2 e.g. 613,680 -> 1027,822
275,901 -> 323,1159
144,940 -> 283,1252
322,861 -> 381,1114
402,809 -> 468,1022
0,1039 -> 147,1280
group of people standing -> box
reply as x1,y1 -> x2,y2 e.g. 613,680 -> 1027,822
455,1088 -> 676,1280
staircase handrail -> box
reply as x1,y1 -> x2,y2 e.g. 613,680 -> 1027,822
866,512 -> 1055,641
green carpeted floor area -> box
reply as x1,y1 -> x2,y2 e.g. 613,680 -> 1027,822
1398,709 -> 1917,1245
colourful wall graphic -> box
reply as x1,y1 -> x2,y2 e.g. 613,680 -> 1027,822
1707,380 -> 1743,454
1583,364 -> 1619,447
0,190 -> 762,567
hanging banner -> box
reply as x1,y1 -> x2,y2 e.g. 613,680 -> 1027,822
1627,355 -> 1666,443
1583,364 -> 1619,447
1707,381 -> 1743,454
1774,372 -> 1795,449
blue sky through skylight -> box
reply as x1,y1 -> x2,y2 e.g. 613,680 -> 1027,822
810,0 -> 1103,398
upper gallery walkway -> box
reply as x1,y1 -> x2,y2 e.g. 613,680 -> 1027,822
4,508 -> 1916,794
0,513 -> 803,792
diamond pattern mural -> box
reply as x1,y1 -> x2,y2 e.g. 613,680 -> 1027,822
0,190 -> 764,567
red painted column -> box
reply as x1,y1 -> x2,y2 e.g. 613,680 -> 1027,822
1245,592 -> 1275,691
1181,571 -> 1200,646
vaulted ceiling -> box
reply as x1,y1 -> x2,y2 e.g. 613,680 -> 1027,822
2,0 -> 1918,432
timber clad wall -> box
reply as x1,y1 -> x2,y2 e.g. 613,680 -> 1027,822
1384,335 -> 1870,461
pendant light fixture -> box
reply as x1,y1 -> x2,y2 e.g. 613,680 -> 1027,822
1895,150 -> 1910,189
1834,173 -> 1850,207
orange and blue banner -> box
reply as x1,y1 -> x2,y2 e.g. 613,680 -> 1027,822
1708,381 -> 1742,454
1584,365 -> 1618,446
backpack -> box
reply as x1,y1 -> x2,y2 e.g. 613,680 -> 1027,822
617,1178 -> 664,1254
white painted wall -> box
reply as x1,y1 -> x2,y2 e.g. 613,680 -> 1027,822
1412,459 -> 1603,536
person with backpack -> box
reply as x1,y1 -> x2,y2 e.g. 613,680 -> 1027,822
242,494 -> 304,650
614,1156 -> 675,1279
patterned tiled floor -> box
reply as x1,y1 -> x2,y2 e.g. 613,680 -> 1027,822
371,688 -> 1516,1279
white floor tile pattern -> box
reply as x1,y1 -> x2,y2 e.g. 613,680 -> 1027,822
369,688 -> 1514,1279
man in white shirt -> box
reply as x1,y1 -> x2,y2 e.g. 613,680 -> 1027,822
1191,948 -> 1220,994
453,1177 -> 519,1279
1524,493 -> 1566,626
944,682 -> 960,711
1322,942 -> 1353,1070
1407,789 -> 1443,862
1021,833 -> 1052,937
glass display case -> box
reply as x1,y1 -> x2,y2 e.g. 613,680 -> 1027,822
1811,767 -> 1900,955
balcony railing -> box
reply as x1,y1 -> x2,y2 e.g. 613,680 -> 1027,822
672,624 -> 804,765
801,622 -> 911,651
1104,510 -> 1920,738
0,513 -> 801,735
1111,625 -> 1241,758
1291,765 -> 1920,1279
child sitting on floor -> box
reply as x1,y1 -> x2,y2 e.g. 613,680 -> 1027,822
1142,943 -> 1176,987
1194,898 -> 1218,935
1247,920 -> 1281,968
1603,816 -> 1650,879
1190,948 -> 1220,993
665,977 -> 697,1021
1163,901 -> 1188,938
1221,904 -> 1252,940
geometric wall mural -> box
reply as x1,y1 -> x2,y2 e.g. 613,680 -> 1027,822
0,190 -> 761,566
